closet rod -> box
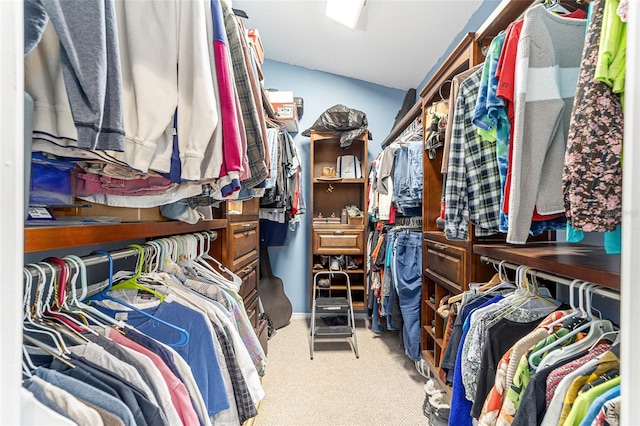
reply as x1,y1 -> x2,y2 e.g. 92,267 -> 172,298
480,255 -> 621,301
24,230 -> 219,282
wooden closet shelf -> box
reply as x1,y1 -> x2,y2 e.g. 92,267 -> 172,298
473,242 -> 621,291
24,219 -> 228,253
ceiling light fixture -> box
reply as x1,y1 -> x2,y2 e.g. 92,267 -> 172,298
325,0 -> 365,30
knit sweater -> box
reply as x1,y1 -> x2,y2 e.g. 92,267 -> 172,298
507,5 -> 586,244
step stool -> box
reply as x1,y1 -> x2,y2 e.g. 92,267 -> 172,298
310,270 -> 359,359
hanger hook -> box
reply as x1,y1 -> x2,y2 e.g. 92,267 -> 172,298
92,250 -> 114,292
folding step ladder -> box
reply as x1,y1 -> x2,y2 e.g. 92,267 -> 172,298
310,270 -> 359,359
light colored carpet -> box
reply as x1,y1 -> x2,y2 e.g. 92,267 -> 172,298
253,317 -> 428,425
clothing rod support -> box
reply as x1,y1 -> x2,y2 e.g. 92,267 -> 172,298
480,255 -> 620,301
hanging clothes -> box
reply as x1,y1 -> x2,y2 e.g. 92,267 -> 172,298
506,5 -> 587,244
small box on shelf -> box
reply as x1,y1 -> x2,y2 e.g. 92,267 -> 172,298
348,216 -> 364,225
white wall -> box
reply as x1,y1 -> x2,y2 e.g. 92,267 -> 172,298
0,0 -> 24,422
620,1 -> 639,423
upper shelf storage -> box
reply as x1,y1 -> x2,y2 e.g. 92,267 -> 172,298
24,219 -> 227,253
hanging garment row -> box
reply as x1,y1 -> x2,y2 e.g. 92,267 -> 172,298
24,0 -> 271,219
368,139 -> 424,222
436,259 -> 620,426
442,0 -> 625,252
259,126 -> 306,246
22,231 -> 266,426
367,218 -> 423,364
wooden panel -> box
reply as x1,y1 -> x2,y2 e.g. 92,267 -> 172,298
313,228 -> 364,254
425,240 -> 466,290
24,219 -> 228,253
228,221 -> 259,271
237,258 -> 258,300
245,294 -> 259,330
474,242 -> 621,291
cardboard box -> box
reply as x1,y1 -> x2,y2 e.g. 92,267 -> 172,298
53,201 -> 168,222
266,91 -> 299,133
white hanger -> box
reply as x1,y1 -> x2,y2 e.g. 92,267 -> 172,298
528,281 -> 595,370
22,264 -> 70,358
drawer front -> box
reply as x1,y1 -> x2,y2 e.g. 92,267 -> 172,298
229,221 -> 259,270
425,240 -> 466,289
237,259 -> 258,301
313,228 -> 363,254
245,294 -> 259,330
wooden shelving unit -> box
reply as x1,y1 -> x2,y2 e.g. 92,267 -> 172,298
309,130 -> 369,310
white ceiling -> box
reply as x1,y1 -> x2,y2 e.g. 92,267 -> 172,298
233,0 -> 488,90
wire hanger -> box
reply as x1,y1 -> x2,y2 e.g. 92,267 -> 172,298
88,250 -> 189,349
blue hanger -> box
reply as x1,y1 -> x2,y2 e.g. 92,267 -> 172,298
89,250 -> 189,348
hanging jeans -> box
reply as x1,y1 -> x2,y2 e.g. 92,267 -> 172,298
394,230 -> 422,361
393,143 -> 423,215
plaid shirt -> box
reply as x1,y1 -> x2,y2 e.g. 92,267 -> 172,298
222,2 -> 268,189
445,67 -> 501,240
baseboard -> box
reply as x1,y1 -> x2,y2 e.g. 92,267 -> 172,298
291,312 -> 370,320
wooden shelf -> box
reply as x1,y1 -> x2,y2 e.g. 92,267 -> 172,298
473,242 -> 621,291
425,299 -> 438,312
312,178 -> 366,184
25,219 -> 227,253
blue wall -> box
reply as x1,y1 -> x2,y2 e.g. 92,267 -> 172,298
261,59 -> 405,313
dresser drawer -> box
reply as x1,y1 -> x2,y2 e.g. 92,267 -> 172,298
312,227 -> 364,254
237,259 -> 258,301
228,221 -> 259,270
424,240 -> 466,291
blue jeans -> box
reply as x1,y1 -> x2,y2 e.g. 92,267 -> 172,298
393,143 -> 423,214
394,231 -> 422,361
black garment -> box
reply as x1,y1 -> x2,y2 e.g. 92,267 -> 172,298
391,286 -> 403,331
301,104 -> 370,148
511,350 -> 588,426
471,317 -> 544,418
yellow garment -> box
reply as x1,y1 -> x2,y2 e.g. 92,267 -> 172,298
558,350 -> 620,424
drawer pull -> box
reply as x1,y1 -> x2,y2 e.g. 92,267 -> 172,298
242,223 -> 253,228
434,244 -> 446,250
333,230 -> 345,235
241,267 -> 253,276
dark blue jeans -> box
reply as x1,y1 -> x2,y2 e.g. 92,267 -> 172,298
394,231 -> 422,361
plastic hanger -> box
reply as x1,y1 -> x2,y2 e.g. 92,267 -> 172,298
543,279 -> 583,331
89,250 -> 189,349
62,255 -> 111,329
528,281 -> 595,370
108,244 -> 166,302
538,284 -> 616,368
38,260 -> 91,337
194,232 -> 242,287
22,264 -> 70,358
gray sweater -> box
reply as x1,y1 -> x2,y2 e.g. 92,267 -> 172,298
507,5 -> 586,244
